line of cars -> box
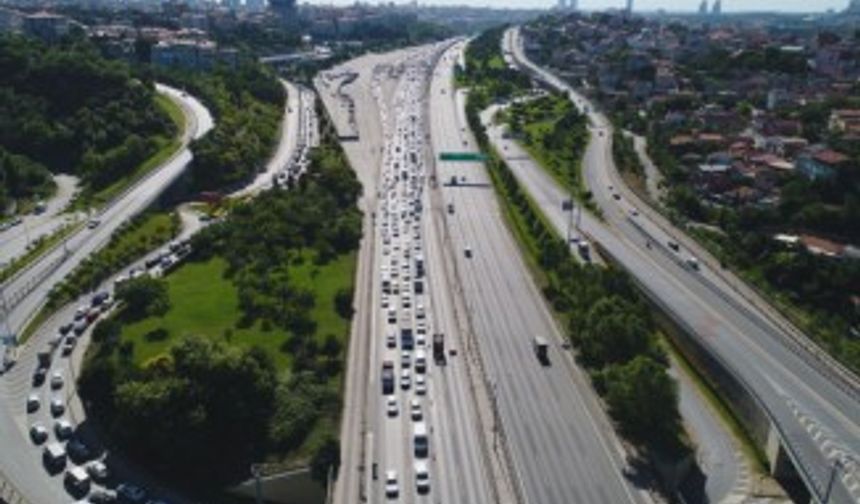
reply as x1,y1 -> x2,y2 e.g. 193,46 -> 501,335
26,239 -> 192,503
374,51 -> 447,500
274,87 -> 318,188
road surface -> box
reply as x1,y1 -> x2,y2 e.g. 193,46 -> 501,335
430,40 -> 655,504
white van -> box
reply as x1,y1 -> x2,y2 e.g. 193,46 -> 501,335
413,421 -> 429,458
414,349 -> 427,373
65,466 -> 90,494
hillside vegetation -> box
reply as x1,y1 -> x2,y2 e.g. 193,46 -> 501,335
0,34 -> 177,211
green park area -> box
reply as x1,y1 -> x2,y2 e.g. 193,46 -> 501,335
120,252 -> 355,371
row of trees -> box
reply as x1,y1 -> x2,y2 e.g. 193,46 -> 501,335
505,93 -> 590,201
155,63 -> 285,191
47,212 -> 180,310
0,34 -> 176,203
465,29 -> 684,454
80,106 -> 360,491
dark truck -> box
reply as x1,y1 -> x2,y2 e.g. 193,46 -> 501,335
381,360 -> 395,394
400,317 -> 414,351
432,333 -> 445,364
533,336 -> 549,365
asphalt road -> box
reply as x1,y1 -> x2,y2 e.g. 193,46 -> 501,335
0,175 -> 82,270
322,42 -> 497,504
506,27 -> 860,504
429,41 -> 654,504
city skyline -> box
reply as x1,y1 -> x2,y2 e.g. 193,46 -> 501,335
306,0 -> 853,13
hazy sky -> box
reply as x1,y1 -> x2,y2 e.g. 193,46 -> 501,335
314,0 -> 852,12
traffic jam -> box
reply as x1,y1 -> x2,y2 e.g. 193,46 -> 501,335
372,48 -> 448,502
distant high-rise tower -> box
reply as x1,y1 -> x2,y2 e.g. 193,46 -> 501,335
557,0 -> 566,9
626,0 -> 633,14
698,0 -> 708,14
712,0 -> 722,15
269,0 -> 295,23
846,0 -> 860,13
569,0 -> 578,10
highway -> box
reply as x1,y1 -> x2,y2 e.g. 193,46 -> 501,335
429,41 -> 654,504
322,42 -> 499,504
0,175 -> 81,271
505,26 -> 860,504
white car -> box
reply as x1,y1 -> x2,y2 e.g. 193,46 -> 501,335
401,369 -> 411,390
386,397 -> 398,418
50,398 -> 65,417
415,460 -> 430,494
385,470 -> 399,498
26,394 -> 40,413
401,352 -> 411,369
415,374 -> 427,396
410,399 -> 422,421
386,333 -> 397,349
50,371 -> 64,389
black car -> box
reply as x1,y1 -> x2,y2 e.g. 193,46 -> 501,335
32,367 -> 47,387
59,323 -> 73,335
67,438 -> 92,462
118,483 -> 147,503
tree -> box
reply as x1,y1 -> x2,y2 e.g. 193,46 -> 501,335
575,296 -> 652,367
310,435 -> 341,483
334,287 -> 354,319
599,356 -> 681,448
116,276 -> 171,319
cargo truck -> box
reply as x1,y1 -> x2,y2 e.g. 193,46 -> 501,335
382,361 -> 395,394
432,333 -> 445,364
533,336 -> 549,365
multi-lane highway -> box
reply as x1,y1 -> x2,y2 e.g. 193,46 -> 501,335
428,41 -> 654,504
505,26 -> 860,504
321,42 -> 501,504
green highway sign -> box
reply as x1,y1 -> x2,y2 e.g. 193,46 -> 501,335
439,152 -> 487,162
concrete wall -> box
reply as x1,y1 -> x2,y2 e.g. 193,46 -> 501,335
230,467 -> 326,504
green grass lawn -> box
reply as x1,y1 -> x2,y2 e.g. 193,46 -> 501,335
121,251 -> 356,372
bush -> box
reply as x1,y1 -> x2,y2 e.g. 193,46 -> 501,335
334,287 -> 354,319
116,277 -> 171,320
